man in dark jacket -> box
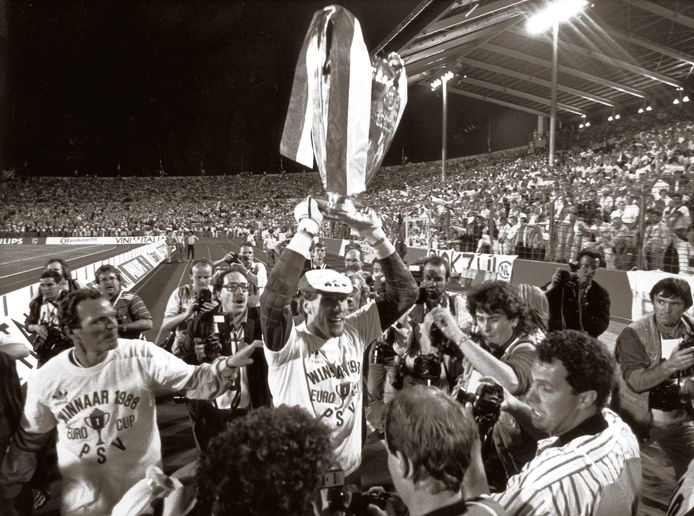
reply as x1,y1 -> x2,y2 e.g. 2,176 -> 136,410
545,249 -> 610,338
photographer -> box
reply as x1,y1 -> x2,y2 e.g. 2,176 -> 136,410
25,270 -> 71,366
490,331 -> 641,515
162,259 -> 219,362
615,277 -> 694,482
399,256 -> 471,392
430,281 -> 539,487
214,245 -> 267,308
545,249 -> 610,338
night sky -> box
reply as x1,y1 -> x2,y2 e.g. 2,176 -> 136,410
3,0 -> 536,177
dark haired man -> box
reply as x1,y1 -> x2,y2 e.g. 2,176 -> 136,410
0,289 -> 258,516
261,197 -> 417,477
95,264 -> 152,340
615,277 -> 694,482
489,330 -> 640,515
374,385 -> 506,516
545,248 -> 610,337
26,270 -> 71,366
185,268 -> 272,450
432,281 -> 541,484
304,239 -> 327,271
194,405 -> 333,515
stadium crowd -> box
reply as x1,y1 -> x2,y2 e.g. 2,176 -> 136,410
1,104 -> 694,516
2,104 -> 694,273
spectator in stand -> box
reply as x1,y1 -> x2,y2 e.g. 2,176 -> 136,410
643,209 -> 672,270
94,264 -> 153,340
545,249 -> 610,338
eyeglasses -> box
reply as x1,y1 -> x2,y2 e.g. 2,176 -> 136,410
223,283 -> 249,291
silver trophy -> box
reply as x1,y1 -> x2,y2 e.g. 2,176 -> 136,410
280,5 -> 407,216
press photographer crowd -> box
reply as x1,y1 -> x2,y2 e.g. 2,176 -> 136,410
1,180 -> 694,515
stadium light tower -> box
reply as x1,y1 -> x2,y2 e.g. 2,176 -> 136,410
527,0 -> 587,168
431,70 -> 454,182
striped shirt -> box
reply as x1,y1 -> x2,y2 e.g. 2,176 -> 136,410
491,409 -> 640,516
113,291 -> 152,339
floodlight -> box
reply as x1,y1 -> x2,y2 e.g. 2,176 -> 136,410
527,0 -> 587,34
674,98 -> 680,105
585,121 -> 591,127
607,115 -> 613,122
646,105 -> 652,111
615,114 -> 621,120
431,71 -> 454,90
684,95 -> 690,103
638,107 -> 644,114
579,123 -> 584,128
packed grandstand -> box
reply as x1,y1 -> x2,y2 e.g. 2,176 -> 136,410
3,103 -> 694,274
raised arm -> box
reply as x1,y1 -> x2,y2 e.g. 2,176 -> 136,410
260,198 -> 321,351
321,200 -> 416,331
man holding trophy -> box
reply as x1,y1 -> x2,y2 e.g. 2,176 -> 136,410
260,198 -> 417,477
266,4 -> 413,479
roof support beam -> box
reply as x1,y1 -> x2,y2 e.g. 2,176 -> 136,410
374,0 -> 456,56
404,17 -> 520,68
424,0 -> 529,35
447,86 -> 548,117
605,26 -> 694,68
401,8 -> 522,58
482,42 -> 646,97
619,0 -> 694,31
459,57 -> 615,107
515,28 -> 684,88
461,76 -> 587,116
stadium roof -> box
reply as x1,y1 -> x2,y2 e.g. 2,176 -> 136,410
375,0 -> 694,123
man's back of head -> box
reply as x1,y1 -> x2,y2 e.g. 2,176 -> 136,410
384,385 -> 475,502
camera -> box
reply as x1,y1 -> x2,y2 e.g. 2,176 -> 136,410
412,354 -> 442,381
430,322 -> 463,359
196,288 -> 212,307
455,383 -> 504,435
224,252 -> 242,265
556,268 -> 575,285
676,335 -> 694,379
370,341 -> 396,366
649,380 -> 683,412
323,468 -> 394,515
34,326 -> 72,363
201,335 -> 222,360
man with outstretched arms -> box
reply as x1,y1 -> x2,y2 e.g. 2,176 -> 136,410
0,289 -> 257,516
260,197 -> 417,477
